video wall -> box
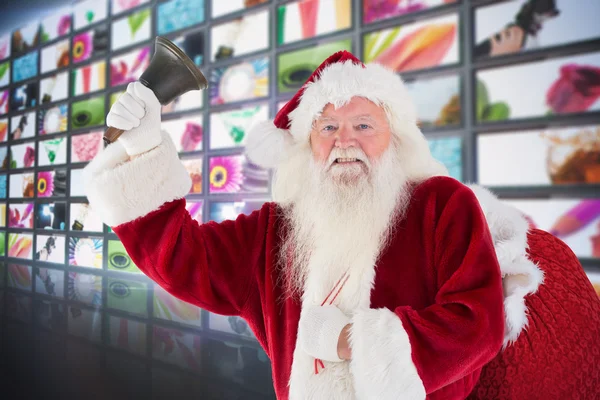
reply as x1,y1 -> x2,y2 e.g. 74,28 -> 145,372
0,0 -> 599,397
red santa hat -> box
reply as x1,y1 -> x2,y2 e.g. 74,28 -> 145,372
245,50 -> 448,181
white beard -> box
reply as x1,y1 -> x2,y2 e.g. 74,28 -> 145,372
272,139 -> 411,399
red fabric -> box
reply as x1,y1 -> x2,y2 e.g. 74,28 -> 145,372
274,50 -> 364,130
113,177 -> 504,399
469,229 -> 600,400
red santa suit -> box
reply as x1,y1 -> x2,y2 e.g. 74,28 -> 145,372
84,51 -> 600,399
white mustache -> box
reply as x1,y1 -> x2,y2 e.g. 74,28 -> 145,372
326,147 -> 371,168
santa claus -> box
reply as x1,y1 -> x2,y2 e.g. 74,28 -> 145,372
84,51 -> 599,399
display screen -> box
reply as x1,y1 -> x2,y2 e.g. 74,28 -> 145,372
211,10 -> 269,61
162,113 -> 204,153
40,39 -> 70,74
157,0 -> 205,35
112,0 -> 151,15
210,57 -> 269,105
363,0 -> 457,24
74,0 -> 108,30
12,51 -> 38,83
40,72 -> 69,104
211,0 -> 268,18
209,104 -> 269,149
71,61 -> 107,97
208,155 -> 269,194
71,95 -> 106,130
109,46 -> 150,87
72,25 -> 109,64
40,9 -> 71,43
0,61 -> 9,87
111,8 -> 152,51
71,131 -> 103,163
11,22 -> 40,56
406,75 -> 461,128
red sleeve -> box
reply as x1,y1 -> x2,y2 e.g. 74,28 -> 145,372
349,181 -> 505,399
113,199 -> 272,317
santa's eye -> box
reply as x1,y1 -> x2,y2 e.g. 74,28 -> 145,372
357,124 -> 371,130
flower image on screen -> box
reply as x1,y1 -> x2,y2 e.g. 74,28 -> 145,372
12,51 -> 38,83
0,61 -> 9,87
37,169 -> 68,198
0,34 -> 10,60
68,237 -> 103,268
153,284 -> 202,326
41,9 -> 71,43
7,264 -> 32,292
108,316 -> 147,355
162,89 -> 203,114
41,39 -> 70,74
107,240 -> 140,273
157,0 -> 205,35
278,0 -> 352,45
10,82 -> 39,112
71,95 -> 106,130
72,25 -> 109,64
363,0 -> 456,24
210,104 -> 268,149
8,203 -> 34,228
111,8 -> 152,51
476,51 -> 600,122
6,141 -> 35,169
427,136 -> 462,181
108,277 -> 148,316
11,22 -> 40,55
152,325 -> 202,370
39,104 -> 68,135
210,58 -> 269,105
211,10 -> 269,62
71,60 -> 107,97
209,155 -> 269,194
478,125 -> 600,187
363,13 -> 459,73
112,0 -> 151,15
40,72 -> 69,104
209,201 -> 265,223
181,157 -> 203,194
110,46 -> 150,87
67,272 -> 102,306
406,75 -> 461,128
278,39 -> 352,94
474,0 -> 600,59
35,234 -> 66,264
211,0 -> 268,18
9,173 -> 35,198
71,131 -> 103,163
68,306 -> 102,342
38,136 -> 68,167
35,202 -> 67,230
8,233 -> 33,259
162,114 -> 203,153
34,268 -> 65,297
74,0 -> 108,30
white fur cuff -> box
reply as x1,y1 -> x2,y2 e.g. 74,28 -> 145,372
83,131 -> 192,227
349,308 -> 426,400
297,305 -> 350,363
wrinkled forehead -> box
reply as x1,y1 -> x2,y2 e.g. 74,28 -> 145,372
315,97 -> 388,121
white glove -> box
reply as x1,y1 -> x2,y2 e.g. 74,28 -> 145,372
297,305 -> 351,362
106,81 -> 162,156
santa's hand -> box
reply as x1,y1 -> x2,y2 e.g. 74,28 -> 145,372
297,305 -> 351,362
107,81 -> 162,156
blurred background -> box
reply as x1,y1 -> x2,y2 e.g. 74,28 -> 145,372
0,0 -> 598,399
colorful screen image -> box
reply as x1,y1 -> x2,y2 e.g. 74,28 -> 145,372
171,30 -> 204,67
212,0 -> 268,18
68,237 -> 103,268
477,125 -> 600,186
152,325 -> 202,371
38,137 -> 68,167
211,10 -> 269,62
474,0 -> 600,59
208,155 -> 269,194
278,0 -> 352,45
9,173 -> 35,198
0,203 -> 5,226
476,52 -> 600,122
427,136 -> 462,181
108,316 -> 147,355
0,34 -> 10,60
71,60 -> 107,96
278,39 -> 352,93
71,131 -> 103,163
107,240 -> 140,273
0,118 -> 6,142
37,169 -> 68,198
40,39 -> 70,74
8,203 -> 34,228
12,51 -> 38,83
181,157 -> 203,194
162,89 -> 203,114
112,0 -> 151,15
157,0 -> 205,35
35,234 -> 66,264
407,75 -> 461,128
186,201 -> 203,223
11,22 -> 40,55
36,202 -> 67,230
209,313 -> 255,339
210,104 -> 268,149
107,277 -> 148,316
71,203 -> 103,232
68,272 -> 102,306
11,111 -> 36,140
34,300 -> 66,331
7,141 -> 35,169
111,8 -> 152,51
72,25 -> 109,64
209,201 -> 265,223
67,306 -> 102,342
5,292 -> 32,323
70,169 -> 86,196
40,72 -> 69,104
74,0 -> 108,30
39,104 -> 68,135
162,114 -> 203,153
110,46 -> 150,87
363,13 -> 459,73
0,176 -> 6,199
0,90 -> 7,115
71,95 -> 106,130
364,0 -> 456,24
210,58 -> 269,105
153,284 -> 202,326
109,90 -> 124,108
0,61 -> 9,87
40,9 -> 71,43
505,198 -> 600,259
7,233 -> 33,259
7,264 -> 32,291
10,82 -> 39,111
34,268 -> 65,298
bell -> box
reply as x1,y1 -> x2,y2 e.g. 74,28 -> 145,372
103,36 -> 208,145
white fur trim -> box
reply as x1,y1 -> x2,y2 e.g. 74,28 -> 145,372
349,308 -> 426,400
468,184 -> 544,347
287,61 -> 448,181
83,131 -> 192,227
245,121 -> 293,169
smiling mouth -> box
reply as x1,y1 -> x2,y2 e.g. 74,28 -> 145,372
334,158 -> 360,163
